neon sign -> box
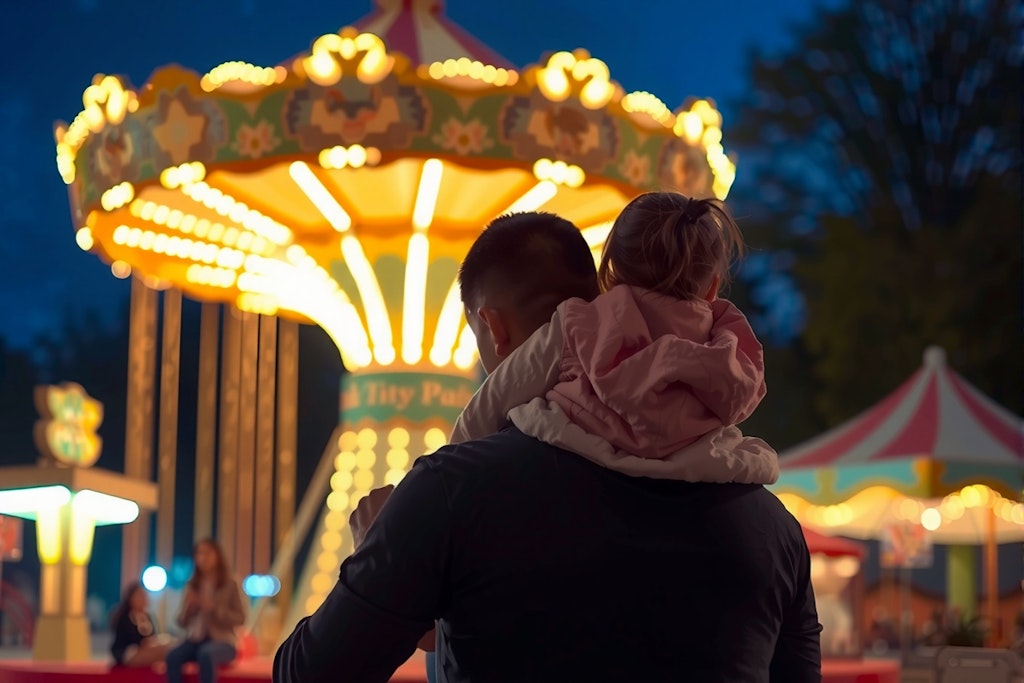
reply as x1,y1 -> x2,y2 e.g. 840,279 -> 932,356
33,383 -> 103,468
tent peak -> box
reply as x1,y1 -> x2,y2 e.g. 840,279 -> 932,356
923,345 -> 946,369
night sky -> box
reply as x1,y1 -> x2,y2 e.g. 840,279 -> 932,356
0,0 -> 832,348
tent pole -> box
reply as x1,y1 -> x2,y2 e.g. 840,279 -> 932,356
985,505 -> 998,646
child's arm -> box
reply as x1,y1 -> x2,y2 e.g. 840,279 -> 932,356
450,312 -> 565,444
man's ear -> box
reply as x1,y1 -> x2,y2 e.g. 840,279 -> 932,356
477,307 -> 513,359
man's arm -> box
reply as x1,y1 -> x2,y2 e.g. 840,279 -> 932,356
450,312 -> 564,444
274,461 -> 452,683
769,538 -> 823,683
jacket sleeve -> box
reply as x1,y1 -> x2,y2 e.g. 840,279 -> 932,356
769,534 -> 823,683
177,590 -> 197,629
274,458 -> 451,683
450,310 -> 565,444
211,579 -> 247,630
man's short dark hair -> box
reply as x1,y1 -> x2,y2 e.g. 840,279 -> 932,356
459,212 -> 599,327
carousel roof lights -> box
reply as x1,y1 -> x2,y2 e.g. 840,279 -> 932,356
533,159 -> 586,189
536,50 -> 618,110
621,91 -> 675,128
300,29 -> 396,87
100,182 -> 135,211
318,145 -> 382,170
75,227 -> 94,251
201,61 -> 288,92
422,58 -> 518,86
57,1 -> 735,374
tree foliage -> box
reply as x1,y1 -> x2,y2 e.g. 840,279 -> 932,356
732,0 -> 1022,424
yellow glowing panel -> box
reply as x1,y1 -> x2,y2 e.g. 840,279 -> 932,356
581,222 -> 614,248
541,185 -> 630,229
212,165 -> 329,234
324,160 -> 422,226
432,164 -> 535,235
36,505 -> 63,564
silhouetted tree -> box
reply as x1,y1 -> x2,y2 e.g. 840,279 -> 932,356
731,0 -> 1022,423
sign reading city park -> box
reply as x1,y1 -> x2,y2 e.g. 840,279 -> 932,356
33,382 -> 104,467
341,372 -> 478,425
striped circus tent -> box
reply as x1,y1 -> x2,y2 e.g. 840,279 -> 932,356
773,346 -> 1024,544
354,0 -> 515,69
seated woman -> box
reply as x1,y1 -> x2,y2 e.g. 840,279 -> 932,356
165,538 -> 247,683
110,582 -> 174,667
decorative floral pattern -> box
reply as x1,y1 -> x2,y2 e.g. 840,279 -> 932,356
69,62 -> 725,207
284,76 -> 428,151
433,117 -> 493,155
657,139 -> 712,197
149,87 -> 225,168
499,93 -> 618,170
619,150 -> 651,187
90,125 -> 136,185
233,120 -> 280,159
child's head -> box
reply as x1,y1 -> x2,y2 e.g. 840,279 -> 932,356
598,192 -> 745,301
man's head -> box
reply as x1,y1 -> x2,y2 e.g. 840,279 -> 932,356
459,212 -> 599,373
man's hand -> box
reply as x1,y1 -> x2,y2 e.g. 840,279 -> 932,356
349,484 -> 395,549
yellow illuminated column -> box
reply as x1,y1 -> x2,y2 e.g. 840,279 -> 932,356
33,492 -> 98,661
289,371 -> 476,623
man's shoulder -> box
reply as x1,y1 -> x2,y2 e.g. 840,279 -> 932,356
422,426 -> 560,475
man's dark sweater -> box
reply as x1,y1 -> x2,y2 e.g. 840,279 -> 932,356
274,427 -> 822,683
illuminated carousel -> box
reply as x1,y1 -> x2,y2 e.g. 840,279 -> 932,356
54,0 -> 734,640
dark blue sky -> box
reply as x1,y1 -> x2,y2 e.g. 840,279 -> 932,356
0,0 -> 830,348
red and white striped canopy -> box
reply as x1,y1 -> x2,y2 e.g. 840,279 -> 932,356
780,346 -> 1023,469
354,0 -> 515,68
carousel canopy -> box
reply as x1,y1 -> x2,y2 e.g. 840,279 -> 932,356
354,0 -> 515,69
56,0 -> 735,376
775,346 -> 1024,543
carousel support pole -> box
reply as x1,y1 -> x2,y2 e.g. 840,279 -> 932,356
194,303 -> 220,541
235,312 -> 259,578
947,545 -> 978,618
985,506 -> 999,646
253,315 -> 278,654
155,288 -> 182,631
123,276 -> 158,587
217,307 -> 242,567
274,320 -> 299,611
254,316 -> 277,574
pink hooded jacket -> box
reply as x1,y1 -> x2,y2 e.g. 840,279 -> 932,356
450,285 -> 779,484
